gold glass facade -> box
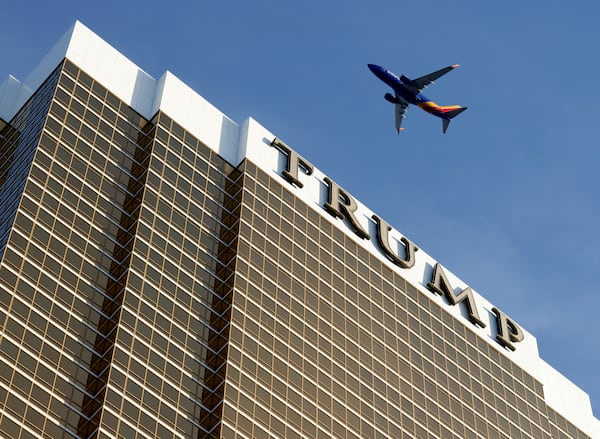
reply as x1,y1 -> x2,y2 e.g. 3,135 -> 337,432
0,58 -> 592,439
219,160 -> 591,439
0,60 -> 241,438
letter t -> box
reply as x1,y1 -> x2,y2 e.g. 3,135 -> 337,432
271,138 -> 314,188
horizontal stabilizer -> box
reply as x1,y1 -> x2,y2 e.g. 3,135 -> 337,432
441,106 -> 467,133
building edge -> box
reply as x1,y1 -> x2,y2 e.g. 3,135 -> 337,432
1,20 -> 599,437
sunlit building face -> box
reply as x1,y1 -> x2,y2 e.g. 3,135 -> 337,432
0,22 -> 596,439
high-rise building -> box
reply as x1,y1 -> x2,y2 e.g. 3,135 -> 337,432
0,21 -> 598,439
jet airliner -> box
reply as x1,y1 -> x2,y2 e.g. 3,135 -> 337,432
368,64 -> 467,133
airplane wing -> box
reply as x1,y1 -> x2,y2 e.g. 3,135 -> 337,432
394,98 -> 409,133
412,64 -> 459,91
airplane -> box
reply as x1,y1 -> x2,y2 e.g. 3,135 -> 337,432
368,63 -> 467,134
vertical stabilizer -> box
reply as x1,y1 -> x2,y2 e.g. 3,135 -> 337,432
441,106 -> 467,133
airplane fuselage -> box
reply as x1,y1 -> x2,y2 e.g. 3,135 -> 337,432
368,64 -> 433,110
368,63 -> 467,133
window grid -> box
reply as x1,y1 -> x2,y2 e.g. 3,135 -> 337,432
0,59 -> 591,439
224,160 -> 586,438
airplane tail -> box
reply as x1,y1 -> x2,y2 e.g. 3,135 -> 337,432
441,106 -> 467,133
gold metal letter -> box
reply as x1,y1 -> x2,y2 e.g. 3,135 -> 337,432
372,215 -> 418,268
323,177 -> 370,240
491,307 -> 524,351
270,138 -> 313,188
427,263 -> 486,328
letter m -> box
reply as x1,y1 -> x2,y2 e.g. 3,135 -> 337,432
427,263 -> 486,328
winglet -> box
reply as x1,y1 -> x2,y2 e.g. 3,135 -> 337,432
397,127 -> 405,134
451,64 -> 460,69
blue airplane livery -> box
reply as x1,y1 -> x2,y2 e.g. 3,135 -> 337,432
368,64 -> 467,134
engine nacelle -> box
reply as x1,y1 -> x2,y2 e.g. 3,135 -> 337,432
384,93 -> 397,104
400,74 -> 414,85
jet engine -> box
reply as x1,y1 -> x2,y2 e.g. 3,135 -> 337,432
400,74 -> 415,85
384,93 -> 398,104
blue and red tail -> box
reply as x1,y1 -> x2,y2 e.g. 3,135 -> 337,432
440,106 -> 467,133
418,102 -> 467,133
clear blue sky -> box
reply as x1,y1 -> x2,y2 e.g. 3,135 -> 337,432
2,0 -> 600,416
